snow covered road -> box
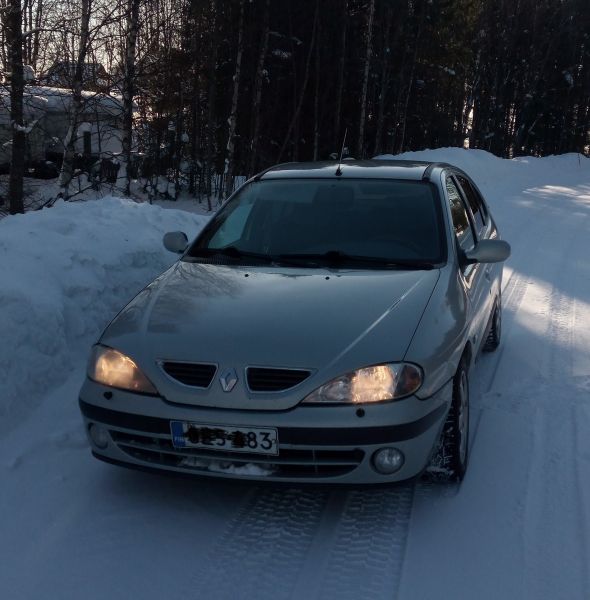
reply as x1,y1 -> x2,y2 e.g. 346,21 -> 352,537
1,150 -> 589,599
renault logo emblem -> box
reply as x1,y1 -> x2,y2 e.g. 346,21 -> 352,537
219,367 -> 238,392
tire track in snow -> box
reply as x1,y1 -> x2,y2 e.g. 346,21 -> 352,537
469,267 -> 530,447
521,393 -> 590,599
189,486 -> 329,600
516,208 -> 590,598
572,405 -> 590,596
185,484 -> 415,600
316,485 -> 414,600
472,201 -> 579,441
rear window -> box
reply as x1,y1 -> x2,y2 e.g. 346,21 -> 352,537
189,179 -> 445,265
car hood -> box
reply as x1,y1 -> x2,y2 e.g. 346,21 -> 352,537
101,261 -> 440,409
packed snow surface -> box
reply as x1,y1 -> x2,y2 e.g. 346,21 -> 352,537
1,149 -> 590,599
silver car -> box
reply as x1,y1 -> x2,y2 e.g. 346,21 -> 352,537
79,160 -> 510,484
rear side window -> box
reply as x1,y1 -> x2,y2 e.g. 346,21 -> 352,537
446,177 -> 475,252
456,175 -> 487,235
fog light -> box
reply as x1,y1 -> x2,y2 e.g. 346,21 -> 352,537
372,447 -> 404,474
88,423 -> 109,449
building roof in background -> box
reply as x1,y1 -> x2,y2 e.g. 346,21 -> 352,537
0,85 -> 123,120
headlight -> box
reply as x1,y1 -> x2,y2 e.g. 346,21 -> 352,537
87,345 -> 157,394
301,363 -> 422,404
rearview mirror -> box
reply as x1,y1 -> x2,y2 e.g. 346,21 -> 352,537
163,231 -> 188,254
465,239 -> 511,264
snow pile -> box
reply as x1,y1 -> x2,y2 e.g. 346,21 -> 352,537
377,148 -> 590,204
0,197 -> 207,422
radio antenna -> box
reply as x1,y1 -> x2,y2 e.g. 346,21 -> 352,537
335,128 -> 348,176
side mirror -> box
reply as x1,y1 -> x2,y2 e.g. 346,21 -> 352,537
163,231 -> 188,254
465,239 -> 511,264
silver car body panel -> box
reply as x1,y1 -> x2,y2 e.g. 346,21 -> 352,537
101,262 -> 440,411
79,377 -> 451,484
405,168 -> 503,394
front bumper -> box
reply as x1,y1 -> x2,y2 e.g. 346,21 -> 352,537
78,379 -> 451,484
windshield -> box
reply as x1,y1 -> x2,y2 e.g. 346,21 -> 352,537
186,178 -> 445,268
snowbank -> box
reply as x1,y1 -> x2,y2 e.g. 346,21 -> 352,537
0,197 -> 207,422
376,147 -> 590,203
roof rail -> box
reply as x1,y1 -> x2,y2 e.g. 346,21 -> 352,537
253,162 -> 297,182
422,162 -> 452,180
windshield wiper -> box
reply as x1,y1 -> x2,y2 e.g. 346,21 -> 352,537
277,250 -> 435,270
188,246 -> 275,263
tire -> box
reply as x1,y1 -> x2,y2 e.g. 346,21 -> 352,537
425,359 -> 470,482
483,297 -> 502,352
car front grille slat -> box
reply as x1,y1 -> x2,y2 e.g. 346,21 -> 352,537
161,361 -> 216,388
247,367 -> 311,392
110,430 -> 363,478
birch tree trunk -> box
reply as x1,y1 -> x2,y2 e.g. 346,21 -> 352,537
122,0 -> 141,197
358,0 -> 375,158
58,0 -> 91,199
6,0 -> 25,214
223,0 -> 245,200
31,0 -> 43,70
312,15 -> 321,161
247,0 -> 269,177
333,1 -> 347,149
373,7 -> 393,156
205,0 -> 218,210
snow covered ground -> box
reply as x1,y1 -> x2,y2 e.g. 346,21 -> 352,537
1,149 -> 589,599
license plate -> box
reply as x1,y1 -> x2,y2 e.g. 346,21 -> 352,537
170,421 -> 279,456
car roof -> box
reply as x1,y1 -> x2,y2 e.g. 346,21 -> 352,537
258,160 -> 454,182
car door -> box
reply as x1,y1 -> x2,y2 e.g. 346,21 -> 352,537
445,173 -> 489,353
453,172 -> 498,336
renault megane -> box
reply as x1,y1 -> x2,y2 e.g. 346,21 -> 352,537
79,160 -> 510,484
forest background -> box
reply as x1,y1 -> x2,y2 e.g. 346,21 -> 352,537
1,0 -> 589,214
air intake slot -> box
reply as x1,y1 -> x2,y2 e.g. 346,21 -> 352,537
247,368 -> 311,392
161,362 -> 217,388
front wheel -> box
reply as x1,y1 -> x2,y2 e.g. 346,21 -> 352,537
426,359 -> 470,482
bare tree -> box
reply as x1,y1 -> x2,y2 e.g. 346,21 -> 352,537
247,0 -> 269,177
57,0 -> 91,198
223,0 -> 245,199
22,0 -> 44,73
121,0 -> 141,196
5,0 -> 25,214
276,0 -> 319,163
357,0 -> 375,158
373,5 -> 394,156
333,1 -> 347,150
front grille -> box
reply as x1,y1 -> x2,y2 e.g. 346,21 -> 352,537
160,361 -> 216,388
247,367 -> 311,392
110,430 -> 363,478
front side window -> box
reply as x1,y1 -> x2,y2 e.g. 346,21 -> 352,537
188,178 -> 446,268
446,177 -> 475,253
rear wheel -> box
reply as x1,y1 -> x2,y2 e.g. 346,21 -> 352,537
483,297 -> 502,352
426,359 -> 470,482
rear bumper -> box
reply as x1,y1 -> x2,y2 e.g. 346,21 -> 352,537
78,379 -> 451,484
